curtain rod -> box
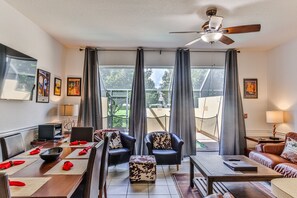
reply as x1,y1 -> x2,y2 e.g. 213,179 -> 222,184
78,47 -> 238,53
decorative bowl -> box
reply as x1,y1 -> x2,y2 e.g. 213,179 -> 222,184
40,147 -> 63,162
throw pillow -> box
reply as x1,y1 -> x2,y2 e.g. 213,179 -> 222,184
94,129 -> 123,149
281,137 -> 297,163
152,132 -> 172,149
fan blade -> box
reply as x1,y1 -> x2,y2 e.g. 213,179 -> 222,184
209,16 -> 223,30
223,24 -> 261,34
185,38 -> 201,46
219,35 -> 234,45
169,31 -> 202,34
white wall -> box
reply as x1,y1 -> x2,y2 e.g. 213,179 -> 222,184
267,38 -> 297,133
0,0 -> 66,133
237,50 -> 269,135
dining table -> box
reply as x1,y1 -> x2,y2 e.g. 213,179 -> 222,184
1,139 -> 96,198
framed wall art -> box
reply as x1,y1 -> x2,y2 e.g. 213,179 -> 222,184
67,77 -> 81,96
243,78 -> 258,99
36,69 -> 51,103
54,77 -> 62,96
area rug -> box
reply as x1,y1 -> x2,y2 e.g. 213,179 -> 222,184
171,173 -> 276,198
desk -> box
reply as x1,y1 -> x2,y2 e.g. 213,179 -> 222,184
7,141 -> 93,198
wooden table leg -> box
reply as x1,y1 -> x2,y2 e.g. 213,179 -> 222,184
207,178 -> 213,195
190,158 -> 194,188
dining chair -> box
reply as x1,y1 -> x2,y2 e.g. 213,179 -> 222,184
99,135 -> 111,198
0,133 -> 25,161
0,172 -> 11,198
70,127 -> 94,142
83,140 -> 104,198
71,136 -> 107,198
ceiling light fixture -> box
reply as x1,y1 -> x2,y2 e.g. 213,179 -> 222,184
201,32 -> 223,43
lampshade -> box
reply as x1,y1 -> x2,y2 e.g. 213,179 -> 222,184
201,32 -> 223,43
60,104 -> 79,116
266,111 -> 284,124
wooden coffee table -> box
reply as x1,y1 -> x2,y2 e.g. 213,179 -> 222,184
190,154 -> 283,196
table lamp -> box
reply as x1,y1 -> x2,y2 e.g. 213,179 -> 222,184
266,111 -> 284,140
60,104 -> 79,133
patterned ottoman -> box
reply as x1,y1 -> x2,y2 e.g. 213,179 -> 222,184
129,155 -> 156,183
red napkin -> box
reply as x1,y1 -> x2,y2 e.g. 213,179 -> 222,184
0,162 -> 11,169
9,180 -> 26,186
62,161 -> 73,171
78,146 -> 92,155
12,161 -> 25,166
0,160 -> 25,170
79,140 -> 88,145
69,140 -> 88,146
29,147 -> 42,155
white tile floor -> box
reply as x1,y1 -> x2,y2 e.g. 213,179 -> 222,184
107,158 -> 191,198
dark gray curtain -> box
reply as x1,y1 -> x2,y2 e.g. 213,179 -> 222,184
78,47 -> 102,130
219,49 -> 246,155
129,48 -> 147,155
0,44 -> 7,95
169,49 -> 196,156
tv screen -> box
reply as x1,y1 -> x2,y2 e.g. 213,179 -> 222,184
0,43 -> 37,101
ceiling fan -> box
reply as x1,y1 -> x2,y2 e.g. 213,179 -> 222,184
170,7 -> 261,46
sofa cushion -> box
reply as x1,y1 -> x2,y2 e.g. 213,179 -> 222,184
281,137 -> 297,163
274,163 -> 297,178
249,151 -> 290,168
152,132 -> 172,150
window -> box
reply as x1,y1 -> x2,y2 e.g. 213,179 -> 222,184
100,66 -> 134,131
99,64 -> 224,138
144,67 -> 173,132
191,66 -> 224,141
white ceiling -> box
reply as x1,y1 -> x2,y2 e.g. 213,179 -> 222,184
4,0 -> 297,50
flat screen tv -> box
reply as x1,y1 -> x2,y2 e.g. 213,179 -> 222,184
0,43 -> 37,101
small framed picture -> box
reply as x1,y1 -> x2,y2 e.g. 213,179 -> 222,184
54,77 -> 62,96
36,69 -> 51,103
67,77 -> 81,96
243,78 -> 258,99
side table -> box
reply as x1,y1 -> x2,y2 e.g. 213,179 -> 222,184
245,136 -> 285,144
244,136 -> 285,156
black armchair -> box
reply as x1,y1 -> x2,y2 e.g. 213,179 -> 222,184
94,129 -> 136,166
145,131 -> 184,170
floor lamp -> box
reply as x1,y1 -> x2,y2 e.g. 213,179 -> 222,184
60,104 -> 79,133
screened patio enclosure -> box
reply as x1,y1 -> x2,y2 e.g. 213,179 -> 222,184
100,65 -> 224,151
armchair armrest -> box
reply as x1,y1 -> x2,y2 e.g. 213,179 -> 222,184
120,133 -> 136,153
145,135 -> 153,155
261,142 -> 285,155
171,133 -> 184,152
